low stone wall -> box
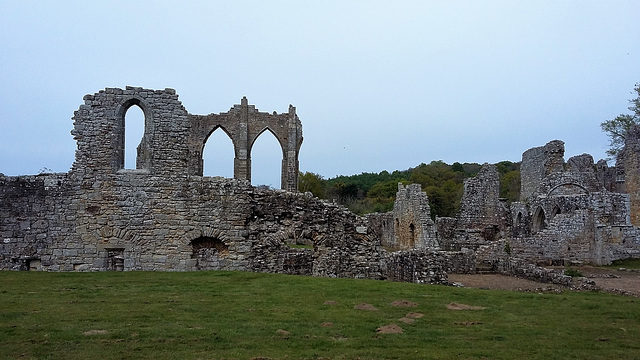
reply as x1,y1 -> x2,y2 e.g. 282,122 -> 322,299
380,249 -> 475,285
480,257 -> 596,290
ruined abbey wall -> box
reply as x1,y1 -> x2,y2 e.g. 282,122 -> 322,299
3,86 -> 640,284
1,87 -> 471,285
73,87 -> 302,190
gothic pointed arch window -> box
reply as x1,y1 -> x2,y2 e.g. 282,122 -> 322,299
202,126 -> 234,177
250,128 -> 283,189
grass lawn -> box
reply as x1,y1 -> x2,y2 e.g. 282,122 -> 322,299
607,258 -> 640,269
1,271 -> 639,360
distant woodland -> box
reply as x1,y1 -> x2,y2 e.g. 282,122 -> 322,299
298,161 -> 521,218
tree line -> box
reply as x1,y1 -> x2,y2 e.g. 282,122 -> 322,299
298,82 -> 640,218
299,160 -> 520,218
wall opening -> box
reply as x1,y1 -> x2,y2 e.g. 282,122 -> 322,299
27,258 -> 41,271
514,212 -> 524,237
551,206 -> 561,218
409,223 -> 415,246
191,236 -> 229,270
532,207 -> 546,234
251,129 -> 282,189
124,105 -> 145,169
106,248 -> 125,271
203,127 -> 234,177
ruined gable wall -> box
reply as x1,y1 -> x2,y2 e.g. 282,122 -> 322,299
520,140 -> 565,201
389,183 -> 437,250
73,87 -> 190,176
457,163 -> 506,230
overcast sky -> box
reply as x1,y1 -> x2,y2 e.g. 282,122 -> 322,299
1,1 -> 639,187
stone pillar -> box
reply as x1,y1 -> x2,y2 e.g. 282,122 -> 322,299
282,105 -> 301,192
233,97 -> 251,182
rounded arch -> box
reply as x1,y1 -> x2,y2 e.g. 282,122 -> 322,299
547,182 -> 589,196
114,96 -> 153,171
115,96 -> 153,120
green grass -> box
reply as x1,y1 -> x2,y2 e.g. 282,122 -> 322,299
607,258 -> 640,269
1,271 -> 639,359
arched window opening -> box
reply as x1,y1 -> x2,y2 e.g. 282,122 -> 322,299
251,130 -> 282,189
551,206 -> 561,218
124,105 -> 144,169
203,128 -> 234,177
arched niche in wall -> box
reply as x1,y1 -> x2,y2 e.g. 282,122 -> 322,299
202,126 -> 235,178
532,207 -> 546,234
190,236 -> 229,270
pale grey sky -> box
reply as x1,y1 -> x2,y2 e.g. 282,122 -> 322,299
1,1 -> 639,187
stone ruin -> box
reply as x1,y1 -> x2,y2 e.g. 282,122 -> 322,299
2,86 -> 640,287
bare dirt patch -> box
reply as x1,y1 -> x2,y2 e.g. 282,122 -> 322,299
83,330 -> 108,336
446,302 -> 486,311
323,300 -> 338,305
449,267 -> 640,297
354,303 -> 378,311
449,273 -> 565,292
579,266 -> 640,297
405,312 -> 424,319
398,317 -> 415,324
376,324 -> 403,334
390,300 -> 418,307
321,322 -> 333,327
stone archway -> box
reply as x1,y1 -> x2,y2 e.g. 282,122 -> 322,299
114,96 -> 153,171
532,207 -> 546,234
190,97 -> 303,191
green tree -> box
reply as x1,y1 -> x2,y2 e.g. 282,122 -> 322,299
601,83 -> 640,158
500,170 -> 521,203
298,171 -> 326,198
